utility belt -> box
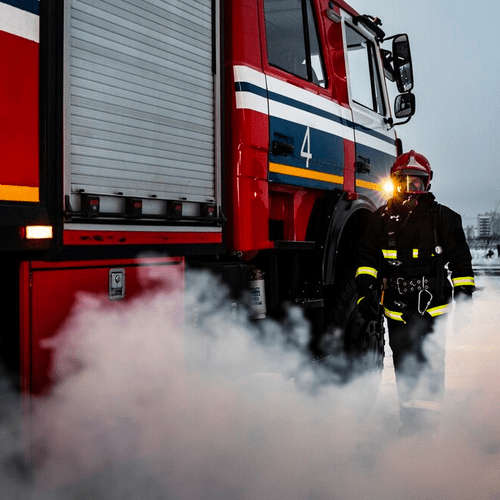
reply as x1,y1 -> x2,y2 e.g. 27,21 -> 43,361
385,276 -> 437,316
386,276 -> 437,295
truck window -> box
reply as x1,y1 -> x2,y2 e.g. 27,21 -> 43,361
345,25 -> 385,115
264,0 -> 327,88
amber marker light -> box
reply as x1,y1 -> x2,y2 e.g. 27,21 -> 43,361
381,178 -> 394,199
25,225 -> 53,240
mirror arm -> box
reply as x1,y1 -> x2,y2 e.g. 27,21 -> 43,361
393,116 -> 413,126
382,49 -> 396,81
388,116 -> 413,127
384,115 -> 413,128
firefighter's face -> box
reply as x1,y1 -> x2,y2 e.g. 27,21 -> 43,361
393,174 -> 426,195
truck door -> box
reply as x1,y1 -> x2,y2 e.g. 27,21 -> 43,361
342,18 -> 397,197
261,0 -> 353,193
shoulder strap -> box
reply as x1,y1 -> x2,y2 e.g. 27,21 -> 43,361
433,202 -> 445,300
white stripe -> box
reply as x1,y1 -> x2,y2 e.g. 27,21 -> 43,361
269,100 -> 354,141
234,65 -> 267,87
400,400 -> 442,412
233,65 -> 395,154
354,127 -> 395,156
234,65 -> 352,138
266,73 -> 393,152
0,3 -> 39,43
266,74 -> 355,141
266,73 -> 349,123
235,91 -> 268,115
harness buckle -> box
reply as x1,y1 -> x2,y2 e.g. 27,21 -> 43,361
395,276 -> 429,295
396,277 -> 406,294
418,289 -> 433,315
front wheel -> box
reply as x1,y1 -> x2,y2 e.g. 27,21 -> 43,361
319,277 -> 385,382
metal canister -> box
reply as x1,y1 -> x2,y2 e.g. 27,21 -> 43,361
247,268 -> 266,319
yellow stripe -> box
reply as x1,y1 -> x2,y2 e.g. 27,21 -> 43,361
382,249 -> 397,259
355,266 -> 378,279
452,276 -> 475,287
269,163 -> 343,185
413,249 -> 419,258
384,307 -> 405,322
427,304 -> 450,317
356,179 -> 380,191
269,163 -> 381,192
0,184 -> 39,202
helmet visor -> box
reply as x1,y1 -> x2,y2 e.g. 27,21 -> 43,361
394,174 -> 427,194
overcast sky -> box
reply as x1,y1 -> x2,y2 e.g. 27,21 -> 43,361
352,0 -> 500,228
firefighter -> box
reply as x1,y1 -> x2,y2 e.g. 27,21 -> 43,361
355,150 -> 475,436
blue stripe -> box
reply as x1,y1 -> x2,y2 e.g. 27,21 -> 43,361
353,122 -> 396,146
235,81 -> 396,147
236,81 -> 348,127
235,81 -> 268,99
1,0 -> 39,15
268,90 -> 349,129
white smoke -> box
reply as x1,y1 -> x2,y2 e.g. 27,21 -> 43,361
1,266 -> 499,499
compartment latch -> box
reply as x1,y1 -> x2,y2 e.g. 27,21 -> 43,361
109,268 -> 125,300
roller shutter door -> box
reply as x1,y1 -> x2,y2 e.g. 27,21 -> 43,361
66,0 -> 215,204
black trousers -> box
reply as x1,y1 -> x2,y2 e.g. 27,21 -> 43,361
387,311 -> 447,427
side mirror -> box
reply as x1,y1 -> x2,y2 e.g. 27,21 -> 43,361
394,92 -> 416,119
392,34 -> 414,93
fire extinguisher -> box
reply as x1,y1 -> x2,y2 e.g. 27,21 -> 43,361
247,267 -> 266,319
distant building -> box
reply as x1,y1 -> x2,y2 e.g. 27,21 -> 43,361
478,214 -> 491,238
477,213 -> 500,239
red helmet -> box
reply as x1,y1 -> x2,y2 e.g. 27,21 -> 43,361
390,150 -> 432,194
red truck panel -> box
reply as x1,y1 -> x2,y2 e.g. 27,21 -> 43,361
224,0 -> 274,252
20,257 -> 184,395
0,28 -> 39,202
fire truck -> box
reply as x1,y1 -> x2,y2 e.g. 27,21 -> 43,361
0,0 -> 415,395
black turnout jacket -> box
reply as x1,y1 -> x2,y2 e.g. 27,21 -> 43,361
355,193 -> 475,322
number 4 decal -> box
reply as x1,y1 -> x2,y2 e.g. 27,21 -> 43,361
300,126 -> 312,169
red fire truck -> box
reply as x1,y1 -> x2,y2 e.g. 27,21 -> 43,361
0,0 -> 415,395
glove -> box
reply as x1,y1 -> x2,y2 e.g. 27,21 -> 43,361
357,291 -> 379,322
454,285 -> 474,301
356,274 -> 380,321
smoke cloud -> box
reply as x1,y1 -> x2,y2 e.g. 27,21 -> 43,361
1,266 -> 499,499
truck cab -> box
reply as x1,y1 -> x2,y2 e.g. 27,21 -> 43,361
225,0 -> 414,254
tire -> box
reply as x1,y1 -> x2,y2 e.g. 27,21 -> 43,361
315,277 -> 385,419
336,277 -> 384,370
318,277 -> 385,383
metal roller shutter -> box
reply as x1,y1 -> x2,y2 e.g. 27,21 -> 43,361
65,0 -> 215,205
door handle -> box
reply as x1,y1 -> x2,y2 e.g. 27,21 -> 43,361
272,140 -> 294,157
356,156 -> 371,174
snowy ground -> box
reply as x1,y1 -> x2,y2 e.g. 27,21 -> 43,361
1,268 -> 499,500
371,273 -> 500,421
471,248 -> 500,270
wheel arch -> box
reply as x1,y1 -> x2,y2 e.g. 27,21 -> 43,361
321,193 -> 378,286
